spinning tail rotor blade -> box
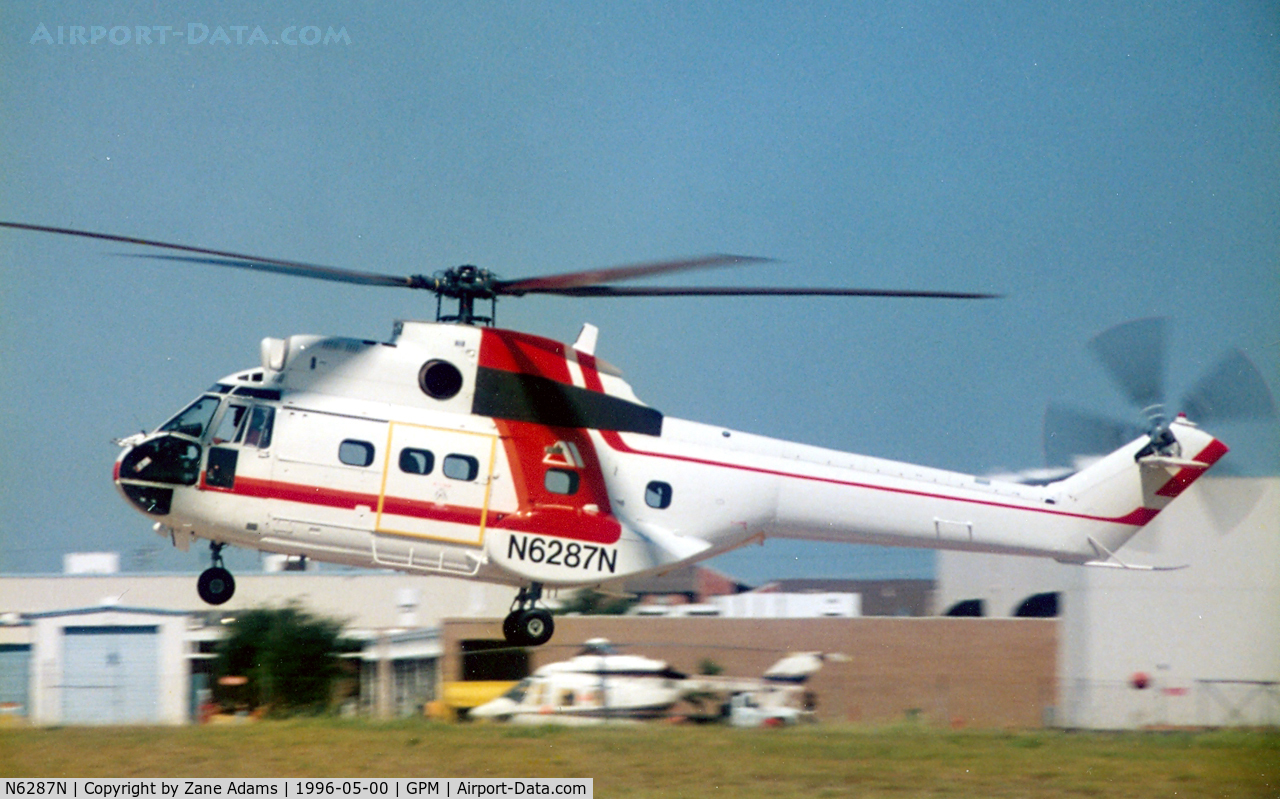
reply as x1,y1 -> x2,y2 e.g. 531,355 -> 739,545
1180,348 -> 1277,425
1087,317 -> 1167,412
1196,471 -> 1269,538
1178,349 -> 1276,534
1048,321 -> 1276,549
1043,403 -> 1140,467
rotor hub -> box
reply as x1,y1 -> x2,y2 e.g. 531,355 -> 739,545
436,265 -> 498,298
434,265 -> 500,325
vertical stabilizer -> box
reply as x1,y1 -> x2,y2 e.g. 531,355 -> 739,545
1053,417 -> 1227,560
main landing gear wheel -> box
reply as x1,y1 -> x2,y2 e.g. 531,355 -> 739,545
502,611 -> 521,642
197,567 -> 235,605
502,583 -> 554,646
197,542 -> 235,605
510,608 -> 554,647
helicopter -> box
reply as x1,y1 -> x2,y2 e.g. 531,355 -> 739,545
468,637 -> 836,725
0,221 -> 1260,647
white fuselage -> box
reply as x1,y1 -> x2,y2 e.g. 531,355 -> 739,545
114,321 -> 1227,590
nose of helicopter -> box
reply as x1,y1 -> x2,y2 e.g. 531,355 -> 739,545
113,432 -> 201,516
112,435 -> 137,485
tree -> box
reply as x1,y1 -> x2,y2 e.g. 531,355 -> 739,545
214,604 -> 358,715
553,587 -> 637,615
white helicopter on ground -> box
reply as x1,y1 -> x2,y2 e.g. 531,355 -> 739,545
469,638 -> 834,725
2,222 -> 1270,647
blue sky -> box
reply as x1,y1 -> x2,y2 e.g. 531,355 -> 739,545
1,2 -> 1277,583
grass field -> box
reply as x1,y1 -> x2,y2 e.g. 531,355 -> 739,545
1,721 -> 1276,798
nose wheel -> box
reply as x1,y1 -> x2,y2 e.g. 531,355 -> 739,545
197,542 -> 236,605
502,583 -> 554,646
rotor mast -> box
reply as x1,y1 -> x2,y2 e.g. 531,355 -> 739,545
433,265 -> 499,326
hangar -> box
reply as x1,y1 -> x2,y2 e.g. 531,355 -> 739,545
937,477 -> 1279,728
25,606 -> 190,725
0,572 -> 517,725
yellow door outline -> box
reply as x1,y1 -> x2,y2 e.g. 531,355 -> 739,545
375,421 -> 499,546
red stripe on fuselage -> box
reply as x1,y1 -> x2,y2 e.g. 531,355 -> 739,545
195,471 -> 621,543
476,330 -> 623,544
1155,438 -> 1229,498
596,426 -> 1166,526
491,417 -> 622,545
204,474 -> 487,525
480,328 -> 575,384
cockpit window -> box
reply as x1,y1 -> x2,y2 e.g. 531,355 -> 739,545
243,406 -> 275,449
212,404 -> 248,444
159,396 -> 221,439
208,403 -> 273,448
502,678 -> 532,703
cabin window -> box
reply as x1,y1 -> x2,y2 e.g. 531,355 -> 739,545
645,480 -> 673,509
211,404 -> 248,444
242,406 -> 275,449
443,454 -> 479,481
544,468 -> 579,495
419,359 -> 464,400
339,439 -> 375,467
399,448 -> 435,475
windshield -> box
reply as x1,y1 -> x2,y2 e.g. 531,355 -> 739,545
502,678 -> 532,703
158,395 -> 221,439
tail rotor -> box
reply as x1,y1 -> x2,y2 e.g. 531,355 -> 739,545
1045,317 -> 1275,470
1045,318 -> 1276,550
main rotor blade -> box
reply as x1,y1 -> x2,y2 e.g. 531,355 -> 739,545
519,285 -> 1002,299
1087,317 -> 1167,411
1044,403 -> 1140,467
130,254 -> 424,289
1180,348 -> 1277,425
495,254 -> 773,294
0,221 -> 426,289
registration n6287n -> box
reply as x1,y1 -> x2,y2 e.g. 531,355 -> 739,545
505,534 -> 617,574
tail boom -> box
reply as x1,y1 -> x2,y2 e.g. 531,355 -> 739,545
762,418 -> 1226,565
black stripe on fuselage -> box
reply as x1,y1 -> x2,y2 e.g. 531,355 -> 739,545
473,367 -> 663,436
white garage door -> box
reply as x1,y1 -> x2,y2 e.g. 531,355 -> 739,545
0,645 -> 30,717
61,625 -> 160,724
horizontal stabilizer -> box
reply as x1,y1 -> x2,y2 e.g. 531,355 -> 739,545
1081,560 -> 1189,572
1080,536 -> 1187,571
1138,455 -> 1210,470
